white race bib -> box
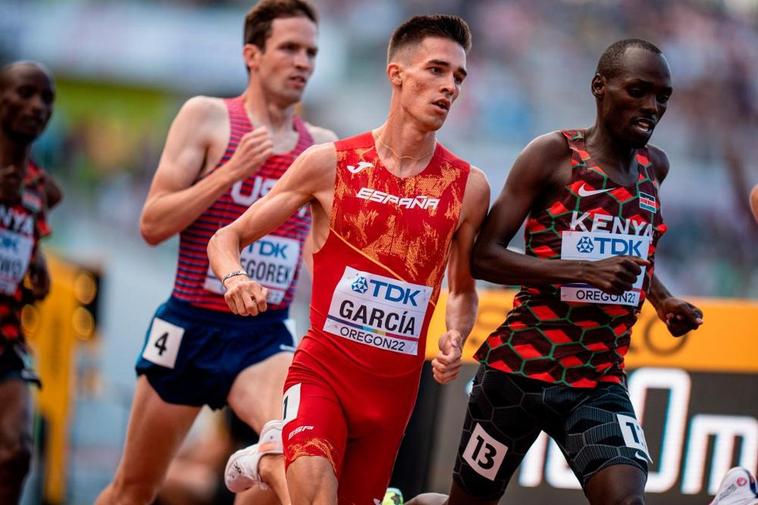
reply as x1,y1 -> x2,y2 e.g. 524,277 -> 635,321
560,231 -> 651,306
204,234 -> 300,304
323,266 -> 432,356
142,317 -> 184,369
0,229 -> 34,295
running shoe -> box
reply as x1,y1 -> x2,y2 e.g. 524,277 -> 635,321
382,487 -> 404,505
710,467 -> 758,505
224,419 -> 284,493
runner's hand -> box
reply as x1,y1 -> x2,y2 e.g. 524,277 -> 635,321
432,330 -> 463,384
225,127 -> 274,181
223,275 -> 268,316
27,255 -> 51,300
656,297 -> 703,337
582,256 -> 650,295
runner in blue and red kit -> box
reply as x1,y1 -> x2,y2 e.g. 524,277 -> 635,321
95,2 -> 336,504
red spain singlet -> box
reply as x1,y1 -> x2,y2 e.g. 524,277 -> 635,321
476,130 -> 667,387
171,96 -> 313,312
300,131 -> 470,378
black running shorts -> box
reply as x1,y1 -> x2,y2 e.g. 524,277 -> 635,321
453,364 -> 649,500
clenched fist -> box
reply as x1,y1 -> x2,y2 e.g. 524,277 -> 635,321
224,127 -> 274,182
223,274 -> 269,316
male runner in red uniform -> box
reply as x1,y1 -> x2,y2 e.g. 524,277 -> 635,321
95,1 -> 336,504
209,14 -> 490,505
0,61 -> 57,505
410,39 -> 704,505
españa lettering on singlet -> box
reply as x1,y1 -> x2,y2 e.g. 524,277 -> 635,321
171,96 -> 313,312
1,161 -> 49,347
303,131 -> 470,377
476,130 -> 667,388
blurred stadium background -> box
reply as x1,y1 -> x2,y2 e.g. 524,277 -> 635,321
1,0 -> 756,503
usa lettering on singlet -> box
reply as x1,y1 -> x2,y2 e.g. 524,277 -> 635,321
171,96 -> 313,311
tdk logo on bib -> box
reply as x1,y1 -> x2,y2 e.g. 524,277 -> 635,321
324,267 -> 432,355
576,236 -> 593,253
204,234 -> 301,304
351,276 -> 368,294
257,239 -> 290,259
575,236 -> 645,257
561,211 -> 652,307
352,276 -> 422,307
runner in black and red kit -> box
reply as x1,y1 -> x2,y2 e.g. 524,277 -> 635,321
411,39 -> 704,505
0,61 -> 57,505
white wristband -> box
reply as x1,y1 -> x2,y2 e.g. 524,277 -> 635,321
221,270 -> 248,288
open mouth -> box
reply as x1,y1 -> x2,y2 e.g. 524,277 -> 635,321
432,99 -> 450,112
632,117 -> 656,133
289,75 -> 307,86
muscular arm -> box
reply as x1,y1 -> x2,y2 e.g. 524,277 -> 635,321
432,168 -> 490,384
446,167 -> 490,341
471,133 -> 586,285
207,142 -> 335,314
645,146 -> 703,336
139,97 -> 272,245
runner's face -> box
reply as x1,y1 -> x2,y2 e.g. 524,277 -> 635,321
597,47 -> 672,148
0,66 -> 55,143
396,37 -> 467,131
254,16 -> 318,105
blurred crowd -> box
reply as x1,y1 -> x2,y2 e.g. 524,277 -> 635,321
3,0 -> 756,297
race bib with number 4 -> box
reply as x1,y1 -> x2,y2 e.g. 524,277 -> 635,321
142,317 -> 184,369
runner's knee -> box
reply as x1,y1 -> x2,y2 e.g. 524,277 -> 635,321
615,494 -> 644,505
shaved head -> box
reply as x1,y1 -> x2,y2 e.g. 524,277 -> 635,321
0,60 -> 55,143
0,61 -> 52,90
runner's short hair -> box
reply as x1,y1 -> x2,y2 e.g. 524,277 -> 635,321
387,14 -> 472,62
596,39 -> 662,79
243,0 -> 317,50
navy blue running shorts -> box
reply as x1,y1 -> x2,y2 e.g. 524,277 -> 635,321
453,364 -> 649,500
135,297 -> 295,410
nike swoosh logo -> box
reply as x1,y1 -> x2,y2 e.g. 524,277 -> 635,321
347,161 -> 373,174
634,450 -> 651,462
577,184 -> 613,197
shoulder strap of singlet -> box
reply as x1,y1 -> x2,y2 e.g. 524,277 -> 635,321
291,116 -> 315,153
561,129 -> 591,167
335,131 -> 374,152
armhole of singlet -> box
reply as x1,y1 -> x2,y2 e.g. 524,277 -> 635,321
203,97 -> 246,179
560,129 -> 585,181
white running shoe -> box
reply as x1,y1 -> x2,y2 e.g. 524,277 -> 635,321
710,467 -> 758,505
224,419 -> 284,493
